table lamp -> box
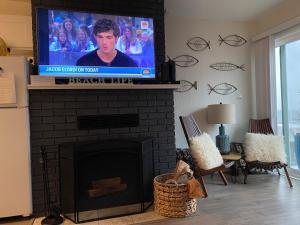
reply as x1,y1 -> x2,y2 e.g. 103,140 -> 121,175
207,103 -> 236,154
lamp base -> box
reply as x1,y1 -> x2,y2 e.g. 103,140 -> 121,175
216,125 -> 230,154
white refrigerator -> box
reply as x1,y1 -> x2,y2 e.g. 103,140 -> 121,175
0,56 -> 32,217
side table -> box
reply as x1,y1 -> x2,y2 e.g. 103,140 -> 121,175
222,152 -> 242,183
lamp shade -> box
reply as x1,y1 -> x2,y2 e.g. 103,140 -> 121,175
207,103 -> 236,124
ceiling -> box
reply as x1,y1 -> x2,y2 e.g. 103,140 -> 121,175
165,0 -> 286,22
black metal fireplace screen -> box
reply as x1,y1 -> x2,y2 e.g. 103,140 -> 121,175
59,138 -> 154,223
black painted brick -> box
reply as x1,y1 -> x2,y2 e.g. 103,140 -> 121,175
88,129 -> 109,135
42,102 -> 65,109
43,131 -> 66,138
87,102 -> 108,108
30,103 -> 42,109
129,101 -> 148,107
30,124 -> 54,131
66,130 -> 89,137
65,102 -> 88,109
139,107 -> 156,113
30,109 -> 53,117
76,136 -> 98,142
43,116 -> 65,124
52,95 -> 76,102
77,95 -> 98,102
54,109 -> 76,116
98,108 -> 119,114
148,113 -> 165,119
66,116 -> 77,123
110,128 -> 130,134
109,101 -> 129,108
119,108 -> 138,114
54,137 -> 77,144
76,109 -> 98,115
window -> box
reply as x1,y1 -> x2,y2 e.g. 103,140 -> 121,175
275,30 -> 300,170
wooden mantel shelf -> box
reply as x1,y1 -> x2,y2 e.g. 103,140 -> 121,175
27,83 -> 180,90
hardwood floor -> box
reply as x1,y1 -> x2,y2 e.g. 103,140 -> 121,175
1,173 -> 299,225
138,173 -> 300,225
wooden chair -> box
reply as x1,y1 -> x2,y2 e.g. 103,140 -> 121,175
244,118 -> 293,187
179,115 -> 228,197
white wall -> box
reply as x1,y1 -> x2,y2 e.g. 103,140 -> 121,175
0,14 -> 32,49
0,0 -> 32,53
165,16 -> 256,148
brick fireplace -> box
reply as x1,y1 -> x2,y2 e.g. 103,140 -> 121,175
29,89 -> 176,215
30,0 -> 170,216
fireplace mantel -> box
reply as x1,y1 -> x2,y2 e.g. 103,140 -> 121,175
27,83 -> 180,90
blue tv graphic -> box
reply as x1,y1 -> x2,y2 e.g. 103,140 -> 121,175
39,65 -> 155,78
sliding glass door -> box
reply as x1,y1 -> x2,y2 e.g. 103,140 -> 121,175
275,39 -> 300,170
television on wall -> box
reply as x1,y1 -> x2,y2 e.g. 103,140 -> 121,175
36,8 -> 156,79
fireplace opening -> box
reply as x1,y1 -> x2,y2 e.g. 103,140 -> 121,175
59,138 -> 154,223
87,177 -> 127,198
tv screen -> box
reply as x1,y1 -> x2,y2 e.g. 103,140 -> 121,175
36,8 -> 155,78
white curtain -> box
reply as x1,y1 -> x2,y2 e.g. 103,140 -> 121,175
252,25 -> 300,131
252,37 -> 272,120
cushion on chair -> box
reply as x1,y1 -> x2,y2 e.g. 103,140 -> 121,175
244,133 -> 286,163
189,133 -> 224,170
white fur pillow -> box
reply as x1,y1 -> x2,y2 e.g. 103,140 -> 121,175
189,133 -> 223,170
244,133 -> 286,163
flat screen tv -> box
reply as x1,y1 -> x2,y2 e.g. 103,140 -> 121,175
36,8 -> 155,78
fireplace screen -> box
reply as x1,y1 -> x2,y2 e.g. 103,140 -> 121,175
59,138 -> 154,223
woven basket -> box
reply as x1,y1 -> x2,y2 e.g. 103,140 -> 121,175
154,173 -> 197,218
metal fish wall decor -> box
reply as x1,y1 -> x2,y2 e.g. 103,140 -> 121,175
218,34 -> 247,47
210,62 -> 245,71
208,83 -> 237,95
186,37 -> 210,51
173,55 -> 199,67
175,80 -> 197,92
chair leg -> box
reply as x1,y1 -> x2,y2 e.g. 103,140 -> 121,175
276,168 -> 281,176
198,176 -> 208,198
218,171 -> 228,186
244,166 -> 248,184
283,166 -> 293,188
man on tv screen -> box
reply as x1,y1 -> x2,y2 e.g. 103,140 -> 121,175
76,18 -> 137,67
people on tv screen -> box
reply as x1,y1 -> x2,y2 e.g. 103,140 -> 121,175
76,18 -> 137,67
47,10 -> 155,68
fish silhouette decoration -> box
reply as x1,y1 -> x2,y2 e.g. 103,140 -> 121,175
173,55 -> 199,67
175,80 -> 197,92
208,83 -> 237,95
186,37 -> 210,51
218,34 -> 247,47
210,62 -> 245,71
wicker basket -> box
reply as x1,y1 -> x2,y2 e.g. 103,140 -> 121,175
154,173 -> 197,218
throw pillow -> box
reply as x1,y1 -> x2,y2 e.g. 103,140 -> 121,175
244,133 -> 286,163
190,133 -> 223,170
